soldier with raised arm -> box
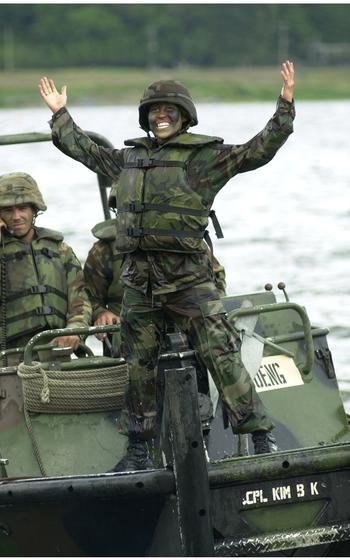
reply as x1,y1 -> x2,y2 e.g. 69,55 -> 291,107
38,62 -> 295,471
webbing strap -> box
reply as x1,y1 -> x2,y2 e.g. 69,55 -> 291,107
124,158 -> 186,169
7,285 -> 68,302
4,247 -> 60,262
3,249 -> 29,262
209,210 -> 224,239
119,201 -> 209,217
7,306 -> 66,324
120,203 -> 224,240
127,227 -> 206,239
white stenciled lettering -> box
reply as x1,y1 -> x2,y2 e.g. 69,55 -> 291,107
254,355 -> 304,393
272,485 -> 291,501
310,481 -> 319,495
296,483 -> 305,497
242,489 -> 268,506
254,363 -> 287,390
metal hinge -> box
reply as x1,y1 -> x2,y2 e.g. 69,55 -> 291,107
315,347 -> 336,379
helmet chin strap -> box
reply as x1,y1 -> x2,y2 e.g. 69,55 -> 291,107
32,209 -> 39,227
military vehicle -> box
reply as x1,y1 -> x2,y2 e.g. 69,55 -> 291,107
0,130 -> 350,557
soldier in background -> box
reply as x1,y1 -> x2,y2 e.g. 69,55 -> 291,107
0,172 -> 92,366
38,61 -> 295,470
84,216 -> 227,342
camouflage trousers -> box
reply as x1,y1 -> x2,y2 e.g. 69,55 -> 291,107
120,281 -> 273,439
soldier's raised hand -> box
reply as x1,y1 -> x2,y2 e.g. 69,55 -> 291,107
38,76 -> 67,113
280,60 -> 295,103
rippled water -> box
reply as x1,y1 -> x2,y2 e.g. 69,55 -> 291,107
1,100 -> 350,405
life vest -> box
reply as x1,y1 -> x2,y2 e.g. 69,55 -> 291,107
110,132 -> 224,253
2,227 -> 69,341
91,219 -> 123,313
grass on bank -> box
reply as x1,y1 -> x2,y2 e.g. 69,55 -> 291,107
0,66 -> 349,107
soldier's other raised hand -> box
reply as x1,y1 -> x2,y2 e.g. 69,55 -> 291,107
280,60 -> 295,103
38,76 -> 67,113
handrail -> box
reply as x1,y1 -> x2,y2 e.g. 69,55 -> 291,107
228,302 -> 314,376
0,132 -> 52,145
23,325 -> 120,365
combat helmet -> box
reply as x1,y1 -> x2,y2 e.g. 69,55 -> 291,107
0,172 -> 47,212
139,80 -> 198,132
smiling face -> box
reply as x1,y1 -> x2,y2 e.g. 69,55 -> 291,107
0,204 -> 35,242
147,103 -> 183,142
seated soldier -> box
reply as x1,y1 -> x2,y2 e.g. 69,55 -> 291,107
0,172 -> 92,367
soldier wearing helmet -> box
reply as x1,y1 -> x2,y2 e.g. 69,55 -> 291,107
0,172 -> 92,366
38,61 -> 295,470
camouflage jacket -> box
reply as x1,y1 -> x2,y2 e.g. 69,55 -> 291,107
84,218 -> 227,321
84,219 -> 124,322
50,96 -> 294,295
0,227 -> 92,343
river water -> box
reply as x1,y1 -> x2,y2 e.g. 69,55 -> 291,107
1,100 -> 350,406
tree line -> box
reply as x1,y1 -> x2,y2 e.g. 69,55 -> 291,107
1,4 -> 350,70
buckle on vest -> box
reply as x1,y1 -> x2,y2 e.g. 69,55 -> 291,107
41,248 -> 55,258
129,202 -> 144,213
35,306 -> 53,316
31,285 -> 47,294
137,158 -> 154,168
127,228 -> 143,237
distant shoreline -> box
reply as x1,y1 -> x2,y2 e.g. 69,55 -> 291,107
0,66 -> 349,108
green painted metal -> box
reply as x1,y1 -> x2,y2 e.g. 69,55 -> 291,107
214,521 -> 350,556
208,442 -> 350,486
0,133 -> 51,145
223,291 -> 350,452
227,301 -> 314,375
0,410 -> 128,478
23,325 -> 120,364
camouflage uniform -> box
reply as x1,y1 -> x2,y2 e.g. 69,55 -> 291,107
49,87 -> 295,439
84,217 -> 226,323
0,173 -> 92,366
84,219 -> 124,322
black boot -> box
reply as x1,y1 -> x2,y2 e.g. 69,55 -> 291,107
109,440 -> 155,473
252,430 -> 277,454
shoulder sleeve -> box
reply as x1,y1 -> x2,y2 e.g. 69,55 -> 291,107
188,96 -> 295,198
59,242 -> 92,329
83,241 -> 112,322
50,108 -> 124,180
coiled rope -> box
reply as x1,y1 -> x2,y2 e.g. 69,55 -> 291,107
17,361 -> 128,413
17,361 -> 129,476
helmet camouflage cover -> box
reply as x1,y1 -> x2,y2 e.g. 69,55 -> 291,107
139,80 -> 198,132
0,172 -> 47,211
